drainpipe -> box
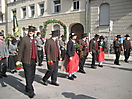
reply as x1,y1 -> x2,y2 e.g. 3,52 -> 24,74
85,0 -> 91,40
85,0 -> 88,34
5,0 -> 8,35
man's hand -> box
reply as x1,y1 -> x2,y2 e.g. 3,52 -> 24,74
41,45 -> 44,47
36,62 -> 39,65
69,57 -> 72,60
16,61 -> 21,66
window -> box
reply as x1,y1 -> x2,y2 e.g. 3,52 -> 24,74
39,3 -> 44,15
54,24 -> 60,30
30,5 -> 35,17
0,15 -> 3,23
54,0 -> 61,13
99,3 -> 110,26
22,7 -> 26,19
73,0 -> 79,10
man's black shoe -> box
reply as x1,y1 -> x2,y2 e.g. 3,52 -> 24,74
116,63 -> 120,65
3,74 -> 7,77
98,65 -> 103,67
91,65 -> 97,69
124,60 -> 129,63
72,74 -> 77,78
51,82 -> 59,86
42,80 -> 48,86
81,71 -> 86,74
28,93 -> 35,98
77,70 -> 81,73
68,76 -> 74,80
78,70 -> 86,74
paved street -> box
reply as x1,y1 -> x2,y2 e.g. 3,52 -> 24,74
0,57 -> 132,99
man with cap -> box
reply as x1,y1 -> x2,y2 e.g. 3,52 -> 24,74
0,32 -> 9,78
78,33 -> 88,74
36,32 -> 44,66
89,34 -> 100,69
123,34 -> 131,63
113,35 -> 122,65
42,30 -> 60,86
16,26 -> 38,98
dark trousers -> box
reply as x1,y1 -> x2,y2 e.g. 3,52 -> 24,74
0,58 -> 7,77
124,49 -> 130,61
79,56 -> 86,71
61,50 -> 66,61
114,51 -> 120,64
37,50 -> 43,65
91,52 -> 96,66
43,58 -> 58,83
8,55 -> 17,70
23,59 -> 36,95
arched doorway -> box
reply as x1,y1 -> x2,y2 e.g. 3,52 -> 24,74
71,23 -> 84,41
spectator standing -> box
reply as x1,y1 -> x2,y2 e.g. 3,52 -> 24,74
8,37 -> 18,73
0,32 -> 9,78
36,32 -> 44,66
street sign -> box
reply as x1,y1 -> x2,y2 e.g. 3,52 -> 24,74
109,20 -> 113,31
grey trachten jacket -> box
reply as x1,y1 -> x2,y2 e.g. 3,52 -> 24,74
0,39 -> 9,58
8,41 -> 17,56
36,37 -> 44,51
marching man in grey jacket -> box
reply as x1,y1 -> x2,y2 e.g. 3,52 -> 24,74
0,32 -> 9,78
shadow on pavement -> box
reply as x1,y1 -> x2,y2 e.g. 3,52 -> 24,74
18,71 -> 44,85
0,75 -> 27,96
106,65 -> 132,71
62,92 -> 97,99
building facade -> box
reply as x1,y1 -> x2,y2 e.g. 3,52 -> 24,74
5,0 -> 88,40
90,0 -> 132,42
0,0 -> 7,34
0,0 -> 132,41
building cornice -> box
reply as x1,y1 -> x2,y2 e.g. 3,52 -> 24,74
7,0 -> 31,5
8,9 -> 85,23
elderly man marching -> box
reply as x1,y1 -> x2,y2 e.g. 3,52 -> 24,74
78,33 -> 88,74
42,30 -> 60,86
113,35 -> 122,65
16,26 -> 38,98
89,34 -> 100,69
123,34 -> 131,63
0,32 -> 9,78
